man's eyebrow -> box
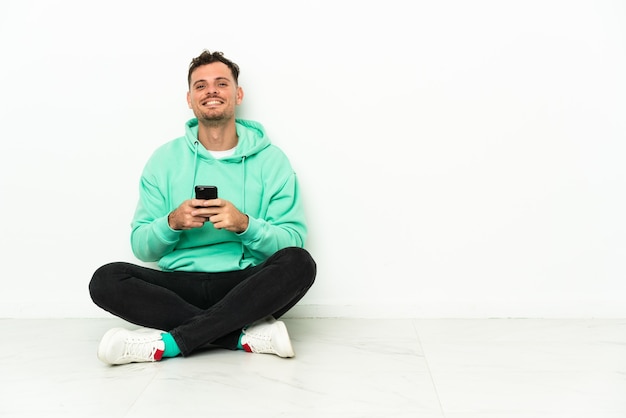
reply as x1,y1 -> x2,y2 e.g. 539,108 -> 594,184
192,77 -> 231,86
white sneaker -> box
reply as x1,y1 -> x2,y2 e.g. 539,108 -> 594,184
97,327 -> 165,365
241,317 -> 295,358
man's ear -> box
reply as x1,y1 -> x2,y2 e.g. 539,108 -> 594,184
236,86 -> 244,105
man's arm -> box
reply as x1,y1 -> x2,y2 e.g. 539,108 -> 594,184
236,172 -> 307,259
130,176 -> 183,262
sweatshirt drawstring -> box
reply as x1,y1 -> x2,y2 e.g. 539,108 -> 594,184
191,141 -> 199,198
241,155 -> 247,214
241,155 -> 247,259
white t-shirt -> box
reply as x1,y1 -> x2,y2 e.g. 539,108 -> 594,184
208,147 -> 237,159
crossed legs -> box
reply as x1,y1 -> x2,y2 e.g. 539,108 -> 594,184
89,247 -> 316,357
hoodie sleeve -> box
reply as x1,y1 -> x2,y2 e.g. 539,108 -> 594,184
130,174 -> 183,262
237,171 -> 307,259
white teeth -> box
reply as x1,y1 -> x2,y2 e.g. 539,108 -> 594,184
204,101 -> 221,105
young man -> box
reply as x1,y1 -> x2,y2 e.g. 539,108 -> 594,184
89,50 -> 316,365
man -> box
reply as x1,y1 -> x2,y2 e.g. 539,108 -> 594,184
89,50 -> 316,365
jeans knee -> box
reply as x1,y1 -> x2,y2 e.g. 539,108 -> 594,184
88,262 -> 122,306
279,247 -> 317,288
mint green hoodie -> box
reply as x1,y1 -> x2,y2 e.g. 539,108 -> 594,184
130,118 -> 307,272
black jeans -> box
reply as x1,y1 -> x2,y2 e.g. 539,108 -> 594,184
89,247 -> 316,356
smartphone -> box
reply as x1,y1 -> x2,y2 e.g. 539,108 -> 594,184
195,185 -> 218,200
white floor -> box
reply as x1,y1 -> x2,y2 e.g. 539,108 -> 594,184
1,318 -> 625,417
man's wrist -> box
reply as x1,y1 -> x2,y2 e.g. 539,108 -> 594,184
167,211 -> 178,230
238,214 -> 249,234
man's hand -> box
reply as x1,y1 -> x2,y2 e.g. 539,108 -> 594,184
167,199 -> 210,230
168,198 -> 249,233
200,198 -> 249,233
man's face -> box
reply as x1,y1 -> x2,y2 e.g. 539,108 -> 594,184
187,62 -> 243,123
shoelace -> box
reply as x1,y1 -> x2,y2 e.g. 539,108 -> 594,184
123,336 -> 160,360
243,330 -> 273,353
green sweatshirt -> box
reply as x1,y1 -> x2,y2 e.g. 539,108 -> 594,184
130,118 -> 307,272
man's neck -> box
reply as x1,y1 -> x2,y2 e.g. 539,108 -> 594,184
197,120 -> 238,151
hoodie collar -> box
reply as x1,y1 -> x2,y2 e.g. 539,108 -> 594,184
184,118 -> 271,161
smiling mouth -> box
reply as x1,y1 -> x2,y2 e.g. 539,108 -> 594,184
202,100 -> 222,106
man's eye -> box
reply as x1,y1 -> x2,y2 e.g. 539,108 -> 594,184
218,83 -> 228,87
196,85 -> 205,90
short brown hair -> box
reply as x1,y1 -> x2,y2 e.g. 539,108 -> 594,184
188,50 -> 240,87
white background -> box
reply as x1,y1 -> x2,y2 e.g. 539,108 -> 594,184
1,0 -> 624,318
